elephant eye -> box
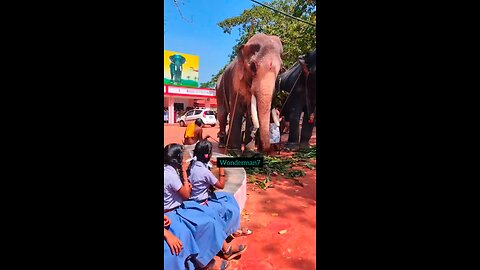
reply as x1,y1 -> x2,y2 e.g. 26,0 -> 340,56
249,62 -> 257,74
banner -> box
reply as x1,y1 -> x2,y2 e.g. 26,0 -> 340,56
164,50 -> 200,88
167,86 -> 215,97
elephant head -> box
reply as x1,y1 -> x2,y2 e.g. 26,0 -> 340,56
169,54 -> 186,66
169,54 -> 186,83
235,33 -> 283,153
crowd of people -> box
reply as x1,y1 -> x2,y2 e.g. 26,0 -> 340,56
164,139 -> 249,270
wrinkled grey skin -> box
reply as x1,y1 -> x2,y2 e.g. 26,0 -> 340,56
216,33 -> 283,155
275,49 -> 316,149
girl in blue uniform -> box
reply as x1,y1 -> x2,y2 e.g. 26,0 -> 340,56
164,143 -> 231,269
164,214 -> 199,270
186,140 -> 248,261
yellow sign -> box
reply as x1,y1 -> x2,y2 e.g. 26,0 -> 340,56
164,50 -> 200,88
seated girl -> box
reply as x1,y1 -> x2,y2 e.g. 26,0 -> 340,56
164,214 -> 199,270
164,143 -> 230,270
186,140 -> 248,261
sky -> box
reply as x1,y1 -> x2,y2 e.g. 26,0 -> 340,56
164,0 -> 255,84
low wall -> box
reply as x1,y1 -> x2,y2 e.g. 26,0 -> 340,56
211,153 -> 247,212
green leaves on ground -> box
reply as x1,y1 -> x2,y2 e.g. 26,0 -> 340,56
245,148 -> 316,190
247,174 -> 274,190
293,145 -> 316,159
286,170 -> 305,178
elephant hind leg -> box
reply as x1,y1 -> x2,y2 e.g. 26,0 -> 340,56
226,107 -> 244,151
217,111 -> 228,148
216,87 -> 229,148
286,107 -> 302,145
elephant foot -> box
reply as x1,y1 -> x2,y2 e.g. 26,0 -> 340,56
299,142 -> 311,150
272,144 -> 281,152
227,149 -> 243,157
242,149 -> 263,158
244,140 -> 256,151
284,143 -> 300,152
218,132 -> 226,148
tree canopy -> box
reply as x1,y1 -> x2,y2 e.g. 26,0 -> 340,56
206,0 -> 316,86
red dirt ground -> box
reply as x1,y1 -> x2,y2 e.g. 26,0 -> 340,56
164,124 -> 317,270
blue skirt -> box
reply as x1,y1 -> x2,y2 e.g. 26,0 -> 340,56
171,202 -> 227,267
164,212 -> 199,270
206,191 -> 241,236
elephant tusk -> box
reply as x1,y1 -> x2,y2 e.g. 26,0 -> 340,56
272,108 -> 280,127
251,95 -> 260,129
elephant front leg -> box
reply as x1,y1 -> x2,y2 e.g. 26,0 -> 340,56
243,111 -> 255,149
226,107 -> 244,156
216,104 -> 228,148
243,112 -> 261,157
285,106 -> 302,150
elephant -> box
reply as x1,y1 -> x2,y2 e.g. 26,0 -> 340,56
169,54 -> 186,84
216,33 -> 284,156
274,49 -> 316,150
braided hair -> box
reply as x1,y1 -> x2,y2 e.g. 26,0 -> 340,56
164,143 -> 185,183
186,140 -> 213,177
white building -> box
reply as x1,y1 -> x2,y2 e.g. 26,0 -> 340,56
163,85 -> 217,124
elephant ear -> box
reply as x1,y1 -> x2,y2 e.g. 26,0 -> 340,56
180,55 -> 186,64
238,43 -> 261,61
169,55 -> 174,62
237,43 -> 260,82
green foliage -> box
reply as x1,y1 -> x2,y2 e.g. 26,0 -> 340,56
206,0 -> 316,85
199,81 -> 216,88
286,169 -> 305,178
293,145 -> 316,159
273,89 -> 290,108
245,152 -> 316,190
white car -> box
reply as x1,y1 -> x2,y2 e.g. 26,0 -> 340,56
177,108 -> 217,127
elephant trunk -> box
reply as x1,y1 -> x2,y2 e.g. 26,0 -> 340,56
252,73 -> 276,153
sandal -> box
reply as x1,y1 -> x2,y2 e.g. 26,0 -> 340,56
201,258 -> 230,270
231,228 -> 253,238
223,244 -> 248,261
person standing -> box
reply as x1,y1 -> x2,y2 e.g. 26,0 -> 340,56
269,106 -> 282,152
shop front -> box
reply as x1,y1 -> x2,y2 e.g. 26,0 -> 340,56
163,85 -> 217,124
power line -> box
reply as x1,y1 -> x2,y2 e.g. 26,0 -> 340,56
250,0 -> 316,28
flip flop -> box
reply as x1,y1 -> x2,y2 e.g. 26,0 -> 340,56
223,244 -> 248,261
202,259 -> 230,270
231,228 -> 253,238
